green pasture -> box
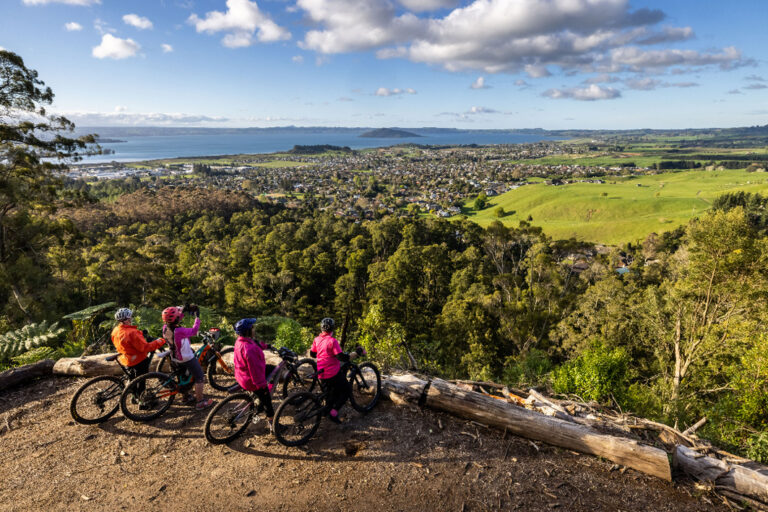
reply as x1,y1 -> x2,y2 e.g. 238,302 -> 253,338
461,169 -> 768,245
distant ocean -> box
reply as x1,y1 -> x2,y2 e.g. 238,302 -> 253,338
80,130 -> 560,163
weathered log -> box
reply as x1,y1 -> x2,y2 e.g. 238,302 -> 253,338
53,353 -> 124,376
674,445 -> 768,505
382,373 -> 429,405
422,377 -> 672,481
0,359 -> 55,391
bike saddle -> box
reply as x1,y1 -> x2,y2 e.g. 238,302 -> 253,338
105,354 -> 119,362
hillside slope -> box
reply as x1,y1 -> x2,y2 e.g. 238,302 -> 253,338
0,378 -> 719,512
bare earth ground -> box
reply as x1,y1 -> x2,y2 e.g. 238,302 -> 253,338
0,377 -> 722,512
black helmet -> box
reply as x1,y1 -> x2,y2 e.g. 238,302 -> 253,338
320,317 -> 334,332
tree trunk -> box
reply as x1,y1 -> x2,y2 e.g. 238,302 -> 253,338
674,445 -> 768,505
53,354 -> 123,376
381,375 -> 672,481
0,359 -> 55,391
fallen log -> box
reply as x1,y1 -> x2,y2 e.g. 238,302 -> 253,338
53,353 -> 123,377
387,376 -> 672,481
382,373 -> 429,405
0,359 -> 55,391
675,445 -> 768,505
682,417 -> 707,436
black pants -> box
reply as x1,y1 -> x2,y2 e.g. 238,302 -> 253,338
254,387 -> 274,418
321,370 -> 351,412
127,358 -> 151,395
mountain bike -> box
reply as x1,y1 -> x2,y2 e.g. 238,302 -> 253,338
155,327 -> 236,392
70,350 -> 158,425
272,359 -> 381,447
119,357 -> 200,422
203,346 -> 317,444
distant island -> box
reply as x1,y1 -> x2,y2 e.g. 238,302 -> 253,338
360,128 -> 422,138
95,138 -> 127,143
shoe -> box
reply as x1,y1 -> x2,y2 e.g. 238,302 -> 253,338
195,398 -> 215,410
328,409 -> 342,424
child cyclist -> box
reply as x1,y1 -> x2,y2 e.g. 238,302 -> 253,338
162,304 -> 214,410
232,318 -> 275,428
111,308 -> 166,384
310,317 -> 364,424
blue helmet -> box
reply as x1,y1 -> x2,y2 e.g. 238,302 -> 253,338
234,318 -> 258,336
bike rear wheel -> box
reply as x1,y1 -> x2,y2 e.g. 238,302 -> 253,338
281,358 -> 317,398
70,375 -> 124,424
348,362 -> 381,413
204,392 -> 255,444
208,346 -> 237,392
120,372 -> 178,422
273,391 -> 323,447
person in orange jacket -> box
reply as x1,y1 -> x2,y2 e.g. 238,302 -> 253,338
111,307 -> 165,381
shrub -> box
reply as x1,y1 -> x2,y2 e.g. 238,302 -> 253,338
502,349 -> 553,387
747,432 -> 768,463
552,342 -> 630,403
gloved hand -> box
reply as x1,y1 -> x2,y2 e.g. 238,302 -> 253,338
142,329 -> 150,340
191,304 -> 200,317
265,343 -> 273,351
355,346 -> 366,356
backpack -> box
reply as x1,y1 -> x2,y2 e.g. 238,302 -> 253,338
162,325 -> 180,360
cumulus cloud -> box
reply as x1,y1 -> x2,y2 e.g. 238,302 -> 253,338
375,87 -> 417,96
397,0 -> 457,11
123,14 -> 153,30
470,76 -> 489,89
161,43 -> 174,53
64,22 -> 83,31
623,77 -> 698,90
24,0 -> 99,5
92,34 -> 141,60
543,84 -> 621,101
62,110 -> 229,126
189,0 -> 290,48
294,0 -> 747,78
514,79 -> 529,87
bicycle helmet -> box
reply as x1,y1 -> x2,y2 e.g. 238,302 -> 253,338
162,306 -> 184,324
114,308 -> 133,322
234,318 -> 258,336
320,317 -> 335,333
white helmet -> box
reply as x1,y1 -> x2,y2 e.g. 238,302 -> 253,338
115,308 -> 133,322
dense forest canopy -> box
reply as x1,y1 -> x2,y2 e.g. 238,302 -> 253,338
2,49 -> 768,460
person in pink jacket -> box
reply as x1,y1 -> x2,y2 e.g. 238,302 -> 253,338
233,318 -> 275,426
311,317 -> 363,424
162,304 -> 214,410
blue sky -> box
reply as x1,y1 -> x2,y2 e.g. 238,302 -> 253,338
1,0 -> 766,129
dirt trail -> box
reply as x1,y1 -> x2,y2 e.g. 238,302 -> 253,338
0,377 -> 721,511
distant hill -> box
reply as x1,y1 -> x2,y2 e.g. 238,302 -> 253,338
360,128 -> 422,138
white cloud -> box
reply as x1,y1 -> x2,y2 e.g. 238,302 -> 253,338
161,43 -> 174,53
467,106 -> 498,114
375,87 -> 417,96
514,79 -> 529,87
470,76 -> 489,89
64,22 -> 83,31
745,74 -> 766,82
61,109 -> 229,126
123,14 -> 153,30
744,83 -> 768,90
94,18 -> 115,35
292,55 -> 304,63
543,84 -> 621,101
295,0 -> 747,77
397,0 -> 457,12
189,0 -> 290,48
23,0 -> 100,5
92,34 -> 141,60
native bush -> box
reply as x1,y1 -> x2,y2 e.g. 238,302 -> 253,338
552,341 -> 631,403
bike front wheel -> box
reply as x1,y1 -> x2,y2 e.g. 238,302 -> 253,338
281,358 -> 317,398
70,375 -> 124,424
208,347 -> 237,392
273,391 -> 323,447
348,362 -> 381,413
204,392 -> 255,444
120,372 -> 178,422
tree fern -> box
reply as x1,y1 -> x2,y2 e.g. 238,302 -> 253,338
0,321 -> 67,363
62,302 -> 117,321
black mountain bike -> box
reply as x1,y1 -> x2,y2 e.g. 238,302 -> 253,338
203,346 -> 317,444
70,350 -> 157,425
272,360 -> 381,447
155,328 -> 237,392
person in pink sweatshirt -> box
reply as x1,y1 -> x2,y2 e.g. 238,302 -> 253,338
161,304 -> 214,410
311,317 -> 364,424
233,318 -> 275,427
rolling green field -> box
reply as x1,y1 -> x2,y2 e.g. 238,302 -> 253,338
462,169 -> 768,245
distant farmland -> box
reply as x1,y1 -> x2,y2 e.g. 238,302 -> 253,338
462,169 -> 768,245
